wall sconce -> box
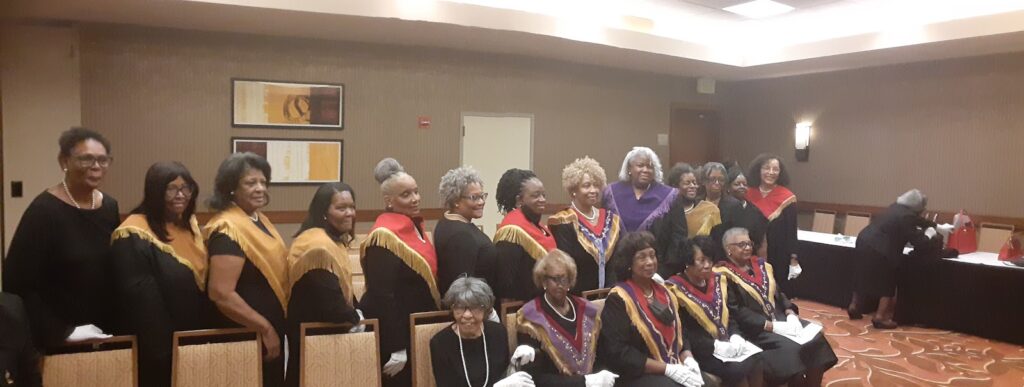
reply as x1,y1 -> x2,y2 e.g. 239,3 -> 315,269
795,122 -> 811,162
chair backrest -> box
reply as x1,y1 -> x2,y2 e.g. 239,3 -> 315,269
500,301 -> 526,350
978,223 -> 1015,253
43,335 -> 138,387
409,311 -> 453,387
300,319 -> 382,387
582,288 -> 611,314
172,328 -> 262,387
843,211 -> 872,237
811,209 -> 837,234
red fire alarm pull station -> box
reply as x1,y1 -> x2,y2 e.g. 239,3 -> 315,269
417,116 -> 431,129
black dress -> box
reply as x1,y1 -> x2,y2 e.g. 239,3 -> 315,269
208,220 -> 287,387
598,293 -> 689,387
0,293 -> 42,387
433,216 -> 499,301
649,202 -> 690,278
429,321 -> 510,387
285,269 -> 360,387
2,192 -> 119,351
673,278 -> 762,385
723,266 -> 837,383
110,222 -> 219,387
757,205 -> 797,291
709,196 -> 752,261
855,203 -> 941,298
549,209 -> 620,295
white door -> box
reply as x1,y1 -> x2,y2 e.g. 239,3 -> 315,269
461,114 -> 533,237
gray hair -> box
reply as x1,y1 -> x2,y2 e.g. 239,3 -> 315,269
896,189 -> 927,213
699,162 -> 727,184
722,227 -> 750,249
442,277 -> 495,310
374,158 -> 410,194
438,166 -> 484,210
617,146 -> 664,183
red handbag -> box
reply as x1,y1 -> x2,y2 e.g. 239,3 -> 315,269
998,234 -> 1023,261
947,210 -> 977,254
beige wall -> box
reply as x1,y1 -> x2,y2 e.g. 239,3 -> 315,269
717,52 -> 1024,218
77,24 -> 711,215
1,23 -> 82,262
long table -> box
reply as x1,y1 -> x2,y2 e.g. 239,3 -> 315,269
790,230 -> 1024,345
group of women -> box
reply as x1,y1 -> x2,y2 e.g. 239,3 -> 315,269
0,128 -> 836,387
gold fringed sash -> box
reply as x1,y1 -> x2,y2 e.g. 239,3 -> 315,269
360,227 -> 441,309
493,225 -> 550,261
288,228 -> 354,308
112,214 -> 207,290
203,205 -> 290,311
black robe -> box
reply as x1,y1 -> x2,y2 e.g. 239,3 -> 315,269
598,293 -> 690,387
709,196 -> 753,261
757,205 -> 797,290
285,269 -> 360,387
429,321 -> 509,387
2,192 -> 119,351
549,212 -> 619,295
649,202 -> 690,278
495,241 -> 543,302
433,216 -> 499,302
518,297 -> 600,387
110,231 -> 219,387
0,293 -> 42,387
673,277 -> 762,385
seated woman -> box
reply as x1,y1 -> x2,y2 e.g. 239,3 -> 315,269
430,277 -> 534,387
715,228 -> 836,387
285,182 -> 362,387
599,232 -> 706,387
549,157 -> 622,294
494,168 -> 557,302
653,163 -> 721,277
665,236 -> 764,387
434,166 -> 500,302
0,292 -> 42,387
602,147 -> 676,233
515,249 -> 619,387
110,161 -> 216,387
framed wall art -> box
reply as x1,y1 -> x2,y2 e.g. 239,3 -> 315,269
232,79 -> 344,129
232,137 -> 343,184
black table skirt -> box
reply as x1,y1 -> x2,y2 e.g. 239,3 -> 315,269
790,240 -> 1024,346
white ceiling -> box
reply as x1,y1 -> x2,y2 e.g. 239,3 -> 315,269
4,0 -> 1024,80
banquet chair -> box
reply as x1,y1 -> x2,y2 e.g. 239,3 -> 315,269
299,319 -> 381,387
42,335 -> 137,387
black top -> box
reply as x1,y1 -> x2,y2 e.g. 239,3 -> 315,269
359,243 -> 439,355
857,203 -> 939,259
757,205 -> 797,287
650,201 -> 690,278
2,192 -> 119,350
708,196 -> 752,261
0,293 -> 42,387
110,232 -> 220,387
495,242 -> 543,302
675,280 -> 741,363
433,216 -> 499,302
724,269 -> 796,338
429,321 -> 509,387
519,298 -> 589,387
598,293 -> 689,381
549,221 -> 618,295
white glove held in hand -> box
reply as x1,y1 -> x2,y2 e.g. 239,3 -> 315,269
382,349 -> 407,377
349,309 -> 367,333
494,371 -> 535,387
488,308 -> 501,323
924,227 -> 937,238
786,313 -> 801,326
511,345 -> 537,366
788,263 -> 803,280
664,363 -> 691,385
772,320 -> 799,336
584,370 -> 619,387
67,324 -> 112,342
714,340 -> 742,358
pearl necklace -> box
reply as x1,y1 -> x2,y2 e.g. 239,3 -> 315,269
543,293 -> 576,322
571,202 -> 598,223
759,185 -> 773,197
455,325 -> 489,387
683,201 -> 697,214
248,212 -> 260,223
61,180 -> 96,209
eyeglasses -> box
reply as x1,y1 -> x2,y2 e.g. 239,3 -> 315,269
452,304 -> 488,314
166,185 -> 194,197
71,155 -> 113,168
544,275 -> 571,287
461,193 -> 489,203
728,241 -> 754,249
707,178 -> 726,184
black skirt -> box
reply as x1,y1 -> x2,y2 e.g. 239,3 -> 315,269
746,324 -> 837,383
855,242 -> 898,298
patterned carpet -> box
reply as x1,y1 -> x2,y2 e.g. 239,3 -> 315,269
794,300 -> 1024,386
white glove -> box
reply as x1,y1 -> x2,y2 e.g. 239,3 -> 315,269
786,313 -> 801,326
493,371 -> 535,387
488,308 -> 501,323
937,224 -> 955,236
349,309 -> 367,333
772,320 -> 799,336
924,227 -> 937,238
713,340 -> 742,358
584,370 -> 619,387
67,324 -> 112,342
729,334 -> 744,345
382,349 -> 408,377
511,345 -> 537,366
664,363 -> 691,385
652,273 -> 666,284
787,263 -> 802,280
683,357 -> 704,380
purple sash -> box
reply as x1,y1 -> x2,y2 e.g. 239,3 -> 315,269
518,297 -> 600,375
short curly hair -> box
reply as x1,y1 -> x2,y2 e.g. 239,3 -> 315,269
59,127 -> 111,157
438,166 -> 484,210
611,231 -> 658,280
617,146 -> 664,183
496,168 -> 537,214
561,157 -> 607,194
208,152 -> 272,211
442,277 -> 495,310
532,249 -> 578,289
665,162 -> 696,189
747,153 -> 790,187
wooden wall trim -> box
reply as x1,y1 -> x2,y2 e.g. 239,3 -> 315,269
797,201 -> 1024,231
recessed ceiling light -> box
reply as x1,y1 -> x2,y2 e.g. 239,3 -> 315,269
723,0 -> 795,19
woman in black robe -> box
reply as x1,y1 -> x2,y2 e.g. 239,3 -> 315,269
205,153 -> 291,387
0,293 -> 42,387
744,154 -> 801,292
360,158 -> 441,387
434,166 -> 499,303
716,228 -> 836,387
494,169 -> 557,302
3,128 -> 119,351
110,161 -> 217,387
712,168 -> 765,262
285,182 -> 362,387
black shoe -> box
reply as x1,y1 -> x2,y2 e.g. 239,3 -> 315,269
872,319 -> 898,329
847,307 -> 862,320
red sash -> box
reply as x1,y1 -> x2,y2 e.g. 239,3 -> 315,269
746,186 -> 796,222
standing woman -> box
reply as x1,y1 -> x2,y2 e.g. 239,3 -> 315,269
3,127 -> 119,351
111,162 -> 215,387
744,154 -> 801,289
285,182 -> 362,387
549,157 -> 622,294
653,163 -> 721,278
494,168 -> 557,302
721,168 -> 767,260
434,166 -> 499,300
205,152 -> 290,386
601,147 -> 677,232
360,158 -> 440,387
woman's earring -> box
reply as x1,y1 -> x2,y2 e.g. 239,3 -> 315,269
62,167 -> 68,173
323,215 -> 328,220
